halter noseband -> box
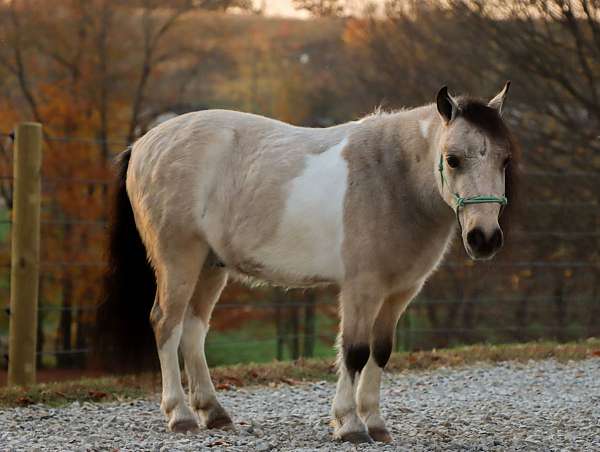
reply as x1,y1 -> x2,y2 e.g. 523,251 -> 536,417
438,154 -> 508,232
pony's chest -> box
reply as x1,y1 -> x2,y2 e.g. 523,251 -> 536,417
383,222 -> 455,288
252,140 -> 349,283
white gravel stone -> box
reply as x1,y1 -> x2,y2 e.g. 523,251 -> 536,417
1,358 -> 598,451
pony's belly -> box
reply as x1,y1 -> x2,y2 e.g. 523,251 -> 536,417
251,227 -> 345,284
227,264 -> 334,289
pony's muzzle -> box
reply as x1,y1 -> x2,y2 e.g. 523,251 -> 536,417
465,226 -> 503,260
459,203 -> 504,260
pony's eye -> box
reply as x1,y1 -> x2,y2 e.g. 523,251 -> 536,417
446,155 -> 460,169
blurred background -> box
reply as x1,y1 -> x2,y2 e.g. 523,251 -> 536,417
0,0 -> 598,377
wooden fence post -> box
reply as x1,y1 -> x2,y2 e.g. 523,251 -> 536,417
8,122 -> 42,386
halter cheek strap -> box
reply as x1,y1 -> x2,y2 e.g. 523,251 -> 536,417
438,154 -> 508,232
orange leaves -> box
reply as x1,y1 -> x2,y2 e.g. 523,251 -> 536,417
15,396 -> 35,406
87,390 -> 108,401
341,17 -> 369,49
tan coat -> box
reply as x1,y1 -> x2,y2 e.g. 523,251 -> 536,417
119,84 -> 514,442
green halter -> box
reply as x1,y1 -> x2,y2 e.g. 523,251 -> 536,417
438,154 -> 507,230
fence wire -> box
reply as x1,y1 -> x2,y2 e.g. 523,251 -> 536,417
0,133 -> 598,370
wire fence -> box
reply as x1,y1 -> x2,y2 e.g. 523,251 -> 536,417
0,131 -> 598,370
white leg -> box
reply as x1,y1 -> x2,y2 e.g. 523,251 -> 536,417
331,284 -> 385,444
331,344 -> 371,443
180,266 -> 232,429
355,287 -> 418,443
357,357 -> 389,442
150,241 -> 207,433
182,313 -> 233,429
157,322 -> 199,433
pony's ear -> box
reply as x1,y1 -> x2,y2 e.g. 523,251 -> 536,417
488,81 -> 511,116
436,86 -> 460,124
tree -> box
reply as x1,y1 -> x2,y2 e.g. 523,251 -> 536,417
344,0 -> 600,347
293,0 -> 345,17
0,0 -> 250,367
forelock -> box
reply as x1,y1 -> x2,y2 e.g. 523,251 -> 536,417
456,97 -> 509,141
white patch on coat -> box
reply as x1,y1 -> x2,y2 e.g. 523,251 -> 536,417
419,118 -> 432,139
254,138 -> 349,282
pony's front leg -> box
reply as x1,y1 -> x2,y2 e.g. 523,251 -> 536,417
332,285 -> 385,444
356,287 -> 419,443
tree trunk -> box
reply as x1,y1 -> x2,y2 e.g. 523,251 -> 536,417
57,275 -> 73,368
302,292 -> 316,357
290,300 -> 300,360
276,299 -> 284,360
554,284 -> 566,342
74,306 -> 86,368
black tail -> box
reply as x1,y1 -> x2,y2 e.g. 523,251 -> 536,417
93,147 -> 158,372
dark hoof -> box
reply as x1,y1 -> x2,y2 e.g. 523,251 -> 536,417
340,431 -> 374,444
206,414 -> 234,430
369,428 -> 393,443
170,418 -> 200,434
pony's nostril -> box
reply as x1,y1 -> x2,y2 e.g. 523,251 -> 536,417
467,227 -> 503,256
466,228 -> 485,251
490,228 -> 503,250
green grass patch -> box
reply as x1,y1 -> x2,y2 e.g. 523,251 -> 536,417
0,376 -> 153,408
206,315 -> 337,366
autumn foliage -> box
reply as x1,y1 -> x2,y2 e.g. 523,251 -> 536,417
0,0 -> 598,369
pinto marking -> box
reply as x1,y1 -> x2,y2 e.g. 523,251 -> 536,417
253,138 -> 349,282
419,118 -> 432,139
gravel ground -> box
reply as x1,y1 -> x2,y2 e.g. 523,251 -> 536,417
1,358 -> 599,451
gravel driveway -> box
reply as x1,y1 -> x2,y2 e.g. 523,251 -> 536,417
1,358 -> 598,451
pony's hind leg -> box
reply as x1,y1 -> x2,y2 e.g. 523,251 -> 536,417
332,283 -> 385,444
150,240 -> 208,434
180,264 -> 233,430
356,287 -> 420,443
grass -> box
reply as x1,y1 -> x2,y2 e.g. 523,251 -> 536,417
1,338 -> 598,408
205,315 -> 338,366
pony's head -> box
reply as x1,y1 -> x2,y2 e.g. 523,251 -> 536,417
435,82 -> 516,260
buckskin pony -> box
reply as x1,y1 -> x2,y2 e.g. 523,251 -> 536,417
96,84 -> 516,444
